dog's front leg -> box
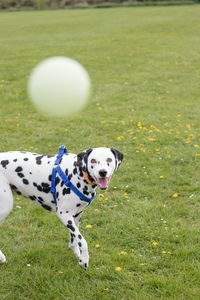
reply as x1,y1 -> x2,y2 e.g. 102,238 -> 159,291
68,212 -> 83,258
57,212 -> 89,270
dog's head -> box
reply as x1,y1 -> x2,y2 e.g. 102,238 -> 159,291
77,147 -> 123,190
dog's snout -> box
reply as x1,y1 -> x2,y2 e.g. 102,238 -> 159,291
99,169 -> 107,178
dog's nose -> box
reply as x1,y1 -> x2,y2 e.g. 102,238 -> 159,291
99,169 -> 107,178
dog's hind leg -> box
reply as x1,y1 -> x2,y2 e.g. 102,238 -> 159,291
0,172 -> 14,263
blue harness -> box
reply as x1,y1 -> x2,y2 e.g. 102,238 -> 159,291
50,146 -> 96,205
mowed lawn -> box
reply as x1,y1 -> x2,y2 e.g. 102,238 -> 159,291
0,5 -> 200,300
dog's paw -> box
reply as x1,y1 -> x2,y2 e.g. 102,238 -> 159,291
0,250 -> 6,264
79,259 -> 89,270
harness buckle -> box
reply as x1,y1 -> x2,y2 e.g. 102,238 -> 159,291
55,146 -> 67,165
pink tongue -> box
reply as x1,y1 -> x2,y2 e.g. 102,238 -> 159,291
97,178 -> 109,189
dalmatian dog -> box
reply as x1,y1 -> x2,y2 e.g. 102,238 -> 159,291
0,147 -> 123,269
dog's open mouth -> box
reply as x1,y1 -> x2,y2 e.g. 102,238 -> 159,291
95,177 -> 111,190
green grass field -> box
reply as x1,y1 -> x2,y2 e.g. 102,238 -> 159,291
0,5 -> 200,300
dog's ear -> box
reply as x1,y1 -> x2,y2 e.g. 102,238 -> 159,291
111,148 -> 124,170
77,148 -> 93,171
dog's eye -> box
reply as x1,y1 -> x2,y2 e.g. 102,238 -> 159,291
107,158 -> 112,163
91,159 -> 97,164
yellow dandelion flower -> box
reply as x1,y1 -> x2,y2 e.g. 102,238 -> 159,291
116,135 -> 125,141
99,194 -> 105,198
127,129 -> 134,135
172,192 -> 179,198
139,263 -> 148,266
186,124 -> 192,131
151,241 -> 159,248
162,250 -> 171,255
184,137 -> 192,144
136,144 -> 147,153
124,192 -> 129,199
85,224 -> 93,229
115,266 -> 122,272
119,251 -> 128,256
148,137 -> 156,142
136,121 -> 143,129
159,176 -> 165,180
58,271 -> 64,275
95,243 -> 100,249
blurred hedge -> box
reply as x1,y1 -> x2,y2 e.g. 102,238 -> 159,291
0,0 -> 197,9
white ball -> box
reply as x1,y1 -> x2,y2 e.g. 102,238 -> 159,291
28,56 -> 91,117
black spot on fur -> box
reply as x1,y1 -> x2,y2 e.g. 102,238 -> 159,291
83,188 -> 89,196
1,160 -> 9,169
73,168 -> 77,175
29,195 -> 36,201
65,169 -> 68,176
60,181 -> 64,187
47,155 -> 54,158
24,158 -> 29,161
56,177 -> 60,186
41,182 -> 51,193
33,182 -> 50,194
63,188 -> 71,196
15,166 -> 22,172
38,196 -> 44,202
68,174 -> 73,181
13,159 -> 17,162
76,182 -> 81,189
10,184 -> 17,190
17,173 -> 24,178
10,184 -> 21,195
76,203 -> 81,207
48,174 -> 52,181
37,185 -> 43,192
23,179 -> 29,185
78,235 -> 82,240
67,224 -> 75,232
35,155 -> 44,165
78,242 -> 82,247
73,211 -> 83,218
41,204 -> 52,211
70,233 -> 76,244
68,220 -> 72,225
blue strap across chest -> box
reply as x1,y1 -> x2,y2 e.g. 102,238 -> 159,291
50,146 -> 96,205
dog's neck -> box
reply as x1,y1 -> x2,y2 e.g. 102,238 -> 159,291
82,171 -> 95,185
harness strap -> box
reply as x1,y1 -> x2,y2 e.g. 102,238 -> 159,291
51,146 -> 96,205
